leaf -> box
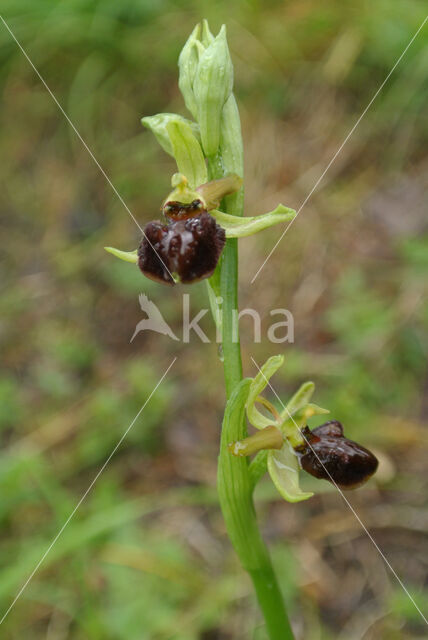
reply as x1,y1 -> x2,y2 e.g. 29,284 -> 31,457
211,204 -> 296,238
267,443 -> 313,503
218,379 -> 260,563
104,247 -> 138,264
246,355 -> 284,430
249,449 -> 268,489
166,120 -> 207,188
141,113 -> 200,157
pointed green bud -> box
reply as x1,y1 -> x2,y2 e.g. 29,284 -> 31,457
141,113 -> 199,157
193,25 -> 234,157
178,23 -> 201,118
201,19 -> 215,47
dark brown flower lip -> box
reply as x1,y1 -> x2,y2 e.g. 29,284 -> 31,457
138,212 -> 226,285
295,421 -> 378,489
163,199 -> 205,221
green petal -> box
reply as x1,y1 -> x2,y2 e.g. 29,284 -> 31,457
281,402 -> 330,447
281,401 -> 329,423
166,120 -> 207,188
246,355 -> 284,430
211,204 -> 295,238
284,381 -> 315,417
197,174 -> 243,210
104,247 -> 138,264
267,444 -> 313,503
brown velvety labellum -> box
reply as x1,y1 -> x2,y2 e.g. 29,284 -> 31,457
297,421 -> 378,489
163,199 -> 205,221
138,213 -> 225,285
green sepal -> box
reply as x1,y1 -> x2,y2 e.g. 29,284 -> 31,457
104,247 -> 138,264
141,113 -> 199,157
267,443 -> 313,503
211,204 -> 295,238
246,355 -> 284,430
166,120 -> 207,188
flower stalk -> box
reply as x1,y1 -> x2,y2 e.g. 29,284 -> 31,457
202,27 -> 296,639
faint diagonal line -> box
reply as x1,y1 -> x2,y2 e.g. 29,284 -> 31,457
0,357 -> 177,625
0,14 -> 174,281
250,14 -> 428,284
250,356 -> 428,626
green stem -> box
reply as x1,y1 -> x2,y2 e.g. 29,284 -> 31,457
210,99 -> 295,640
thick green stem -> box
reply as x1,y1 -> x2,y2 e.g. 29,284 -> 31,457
211,97 -> 295,640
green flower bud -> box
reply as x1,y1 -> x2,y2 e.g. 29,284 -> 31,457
141,113 -> 199,157
178,23 -> 201,118
193,25 -> 234,157
200,18 -> 214,47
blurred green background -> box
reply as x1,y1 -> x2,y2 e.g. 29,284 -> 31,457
0,1 -> 427,638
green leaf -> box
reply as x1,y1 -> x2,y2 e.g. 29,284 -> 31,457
166,120 -> 207,188
246,355 -> 284,430
104,247 -> 138,264
267,444 -> 313,503
211,204 -> 296,238
218,379 -> 261,564
141,113 -> 200,157
249,449 -> 268,489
